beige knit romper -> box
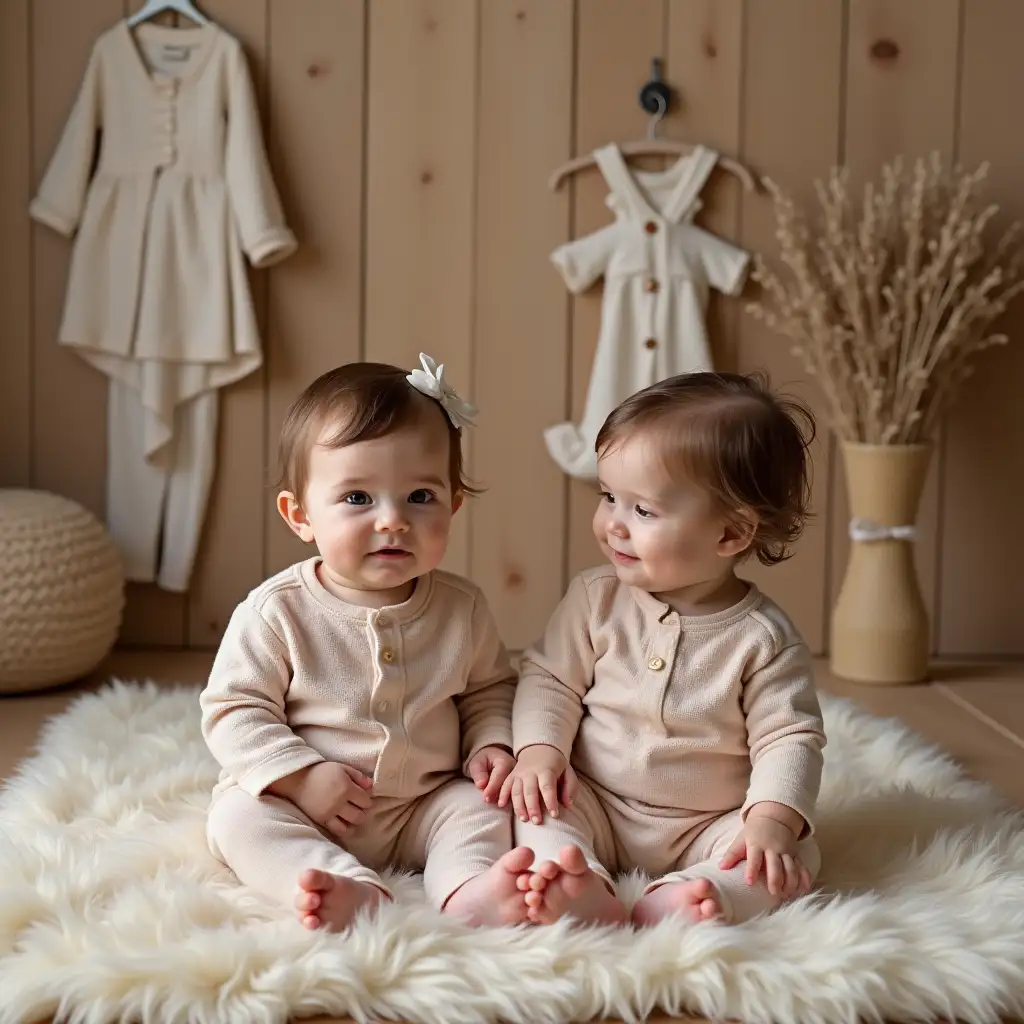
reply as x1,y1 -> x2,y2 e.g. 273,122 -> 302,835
513,566 -> 826,923
201,559 -> 517,909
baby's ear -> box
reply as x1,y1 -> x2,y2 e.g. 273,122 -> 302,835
277,490 -> 315,543
719,510 -> 758,558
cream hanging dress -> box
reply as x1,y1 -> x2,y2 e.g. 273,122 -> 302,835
545,144 -> 750,480
30,19 -> 297,590
30,19 -> 296,457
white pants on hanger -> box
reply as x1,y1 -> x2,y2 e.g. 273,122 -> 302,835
106,378 -> 219,593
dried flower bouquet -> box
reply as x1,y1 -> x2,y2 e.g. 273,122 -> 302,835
748,154 -> 1024,445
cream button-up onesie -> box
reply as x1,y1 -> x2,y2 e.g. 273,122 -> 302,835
201,558 -> 516,909
30,20 -> 297,591
513,566 -> 826,923
545,144 -> 750,480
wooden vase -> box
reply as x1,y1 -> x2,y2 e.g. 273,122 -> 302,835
829,441 -> 932,685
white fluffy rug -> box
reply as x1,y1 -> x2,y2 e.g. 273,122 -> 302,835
2,682 -> 1024,1024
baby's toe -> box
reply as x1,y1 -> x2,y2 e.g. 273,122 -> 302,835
699,897 -> 720,920
294,890 -> 321,912
297,868 -> 333,892
527,871 -> 552,892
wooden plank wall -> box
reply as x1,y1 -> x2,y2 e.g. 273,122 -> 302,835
1,0 -> 1022,657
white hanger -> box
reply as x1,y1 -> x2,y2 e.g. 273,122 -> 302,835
127,0 -> 210,28
548,93 -> 758,193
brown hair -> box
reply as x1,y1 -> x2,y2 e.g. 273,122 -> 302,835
276,361 -> 477,502
595,371 -> 816,566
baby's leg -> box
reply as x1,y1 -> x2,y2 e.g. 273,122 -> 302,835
632,809 -> 821,926
398,778 -> 531,927
207,786 -> 389,932
514,780 -> 627,926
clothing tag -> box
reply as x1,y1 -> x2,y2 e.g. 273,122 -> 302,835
161,43 -> 196,63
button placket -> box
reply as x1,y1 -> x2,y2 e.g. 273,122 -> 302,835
154,79 -> 179,167
649,616 -> 681,723
376,643 -> 396,721
372,612 -> 395,722
374,622 -> 407,787
642,215 -> 666,353
373,613 -> 394,717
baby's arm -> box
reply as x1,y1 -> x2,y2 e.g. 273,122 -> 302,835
718,639 -> 825,896
454,591 -> 517,799
200,601 -> 325,797
201,601 -> 375,837
500,574 -> 596,823
739,640 -> 826,834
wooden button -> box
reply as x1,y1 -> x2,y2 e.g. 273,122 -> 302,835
644,338 -> 658,350
381,648 -> 395,663
377,615 -> 389,628
645,278 -> 659,293
648,656 -> 665,671
644,220 -> 658,234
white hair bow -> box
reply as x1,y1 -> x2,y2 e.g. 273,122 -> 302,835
406,352 -> 479,430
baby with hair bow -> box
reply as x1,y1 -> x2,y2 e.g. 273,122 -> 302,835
200,355 -> 534,932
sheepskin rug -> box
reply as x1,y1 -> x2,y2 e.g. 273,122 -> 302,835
2,681 -> 1024,1024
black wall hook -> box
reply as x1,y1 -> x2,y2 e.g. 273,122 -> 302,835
638,57 -> 672,117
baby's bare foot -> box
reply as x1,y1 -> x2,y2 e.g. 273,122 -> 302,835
524,845 -> 628,926
294,869 -> 387,931
443,846 -> 536,926
631,877 -> 722,927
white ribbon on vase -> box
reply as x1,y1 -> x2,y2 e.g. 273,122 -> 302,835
848,517 -> 918,543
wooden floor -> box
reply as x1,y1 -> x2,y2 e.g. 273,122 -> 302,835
3,649 -> 1024,1024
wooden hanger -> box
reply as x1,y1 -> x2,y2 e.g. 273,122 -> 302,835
127,0 -> 210,28
548,92 -> 758,194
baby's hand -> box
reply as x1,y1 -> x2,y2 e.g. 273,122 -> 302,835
497,744 -> 577,825
269,761 -> 373,839
466,744 -> 516,802
719,802 -> 812,898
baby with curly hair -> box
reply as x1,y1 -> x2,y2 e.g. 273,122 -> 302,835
503,371 -> 827,928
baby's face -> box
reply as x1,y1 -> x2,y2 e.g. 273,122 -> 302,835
299,415 -> 458,601
593,434 -> 734,597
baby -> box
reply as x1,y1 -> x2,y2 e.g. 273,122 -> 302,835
501,370 -> 827,928
201,355 -> 533,931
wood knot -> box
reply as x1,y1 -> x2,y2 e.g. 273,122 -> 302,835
870,38 -> 900,61
702,37 -> 717,59
515,9 -> 526,20
424,16 -> 438,32
505,569 -> 525,590
419,168 -> 434,185
306,62 -> 327,79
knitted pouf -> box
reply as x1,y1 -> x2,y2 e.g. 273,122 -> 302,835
0,489 -> 125,694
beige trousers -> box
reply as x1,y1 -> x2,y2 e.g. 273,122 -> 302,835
106,378 -> 218,593
207,777 -> 512,909
514,774 -> 820,923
